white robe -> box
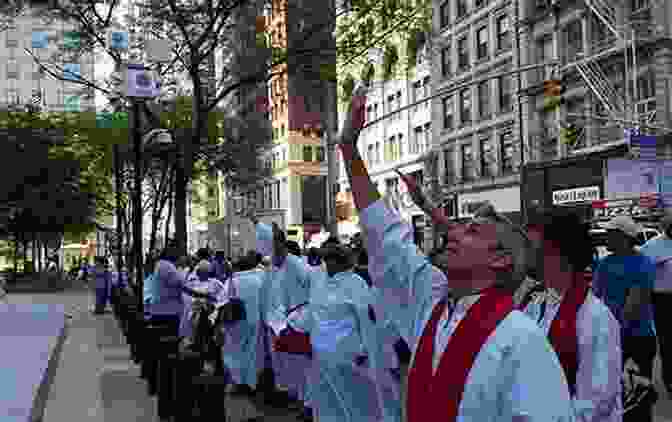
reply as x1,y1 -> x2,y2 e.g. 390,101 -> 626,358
522,290 -> 623,422
360,199 -> 575,421
288,269 -> 383,422
217,269 -> 266,388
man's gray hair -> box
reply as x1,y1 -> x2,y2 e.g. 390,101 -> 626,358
472,203 -> 532,291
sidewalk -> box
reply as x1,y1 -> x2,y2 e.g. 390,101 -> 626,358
29,286 -> 300,422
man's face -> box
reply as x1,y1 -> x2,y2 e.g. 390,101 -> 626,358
435,222 -> 513,292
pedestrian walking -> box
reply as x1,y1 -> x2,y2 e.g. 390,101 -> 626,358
92,256 -> 112,315
640,211 -> 672,396
593,215 -> 657,422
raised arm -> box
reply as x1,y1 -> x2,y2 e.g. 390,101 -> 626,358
338,84 -> 436,347
396,168 -> 455,232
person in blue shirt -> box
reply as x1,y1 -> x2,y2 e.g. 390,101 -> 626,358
92,256 -> 111,314
593,215 -> 657,422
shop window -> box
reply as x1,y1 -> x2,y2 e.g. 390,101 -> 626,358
478,81 -> 490,118
460,88 -> 471,125
457,36 -> 469,71
444,147 -> 455,184
480,137 -> 494,177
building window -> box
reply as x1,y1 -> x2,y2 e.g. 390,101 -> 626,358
461,143 -> 474,181
500,129 -> 515,173
367,144 -> 374,166
457,36 -> 469,71
443,96 -> 454,130
412,126 -> 422,155
423,123 -> 431,152
499,75 -> 513,113
6,61 -> 18,79
475,0 -> 488,7
478,81 -> 490,118
375,142 -> 381,163
316,146 -> 325,162
460,88 -> 471,125
480,137 -> 493,177
564,20 -> 583,63
397,133 -> 404,158
496,15 -> 511,51
457,0 -> 467,19
423,76 -> 431,100
413,80 -> 422,104
6,26 -> 18,48
476,26 -> 489,60
440,1 -> 451,28
386,94 -> 395,114
444,147 -> 455,184
303,145 -> 312,161
631,0 -> 650,12
441,45 -> 451,77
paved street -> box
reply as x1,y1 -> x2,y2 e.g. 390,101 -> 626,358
5,285 -> 672,421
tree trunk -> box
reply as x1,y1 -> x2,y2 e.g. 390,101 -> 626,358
165,167 -> 175,248
13,233 -> 19,275
174,142 -> 188,256
149,163 -> 171,255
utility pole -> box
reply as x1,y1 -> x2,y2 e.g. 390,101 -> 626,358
325,79 -> 339,237
132,99 -> 144,306
324,0 -> 339,238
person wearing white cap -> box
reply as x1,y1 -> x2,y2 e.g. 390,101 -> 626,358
593,215 -> 657,422
640,210 -> 672,395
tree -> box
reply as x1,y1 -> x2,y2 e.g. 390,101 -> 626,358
2,0 -> 432,256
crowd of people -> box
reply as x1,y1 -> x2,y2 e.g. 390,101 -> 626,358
91,85 -> 672,422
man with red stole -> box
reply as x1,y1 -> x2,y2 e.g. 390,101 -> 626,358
521,208 -> 622,422
337,84 -> 574,422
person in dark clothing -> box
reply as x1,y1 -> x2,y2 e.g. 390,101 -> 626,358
306,248 -> 322,267
286,240 -> 302,257
353,246 -> 372,287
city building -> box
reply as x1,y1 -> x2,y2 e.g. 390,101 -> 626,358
334,34 -> 434,250
213,0 -> 335,255
519,0 -> 672,223
0,5 -> 96,112
430,0 -> 523,250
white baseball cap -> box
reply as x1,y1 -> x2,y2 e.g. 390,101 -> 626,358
604,215 -> 642,239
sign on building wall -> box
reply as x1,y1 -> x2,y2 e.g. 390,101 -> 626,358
606,158 -> 658,201
458,186 -> 521,218
552,186 -> 600,205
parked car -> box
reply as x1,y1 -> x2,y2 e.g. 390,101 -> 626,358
591,226 -> 661,259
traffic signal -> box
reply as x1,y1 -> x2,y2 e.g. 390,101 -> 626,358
543,79 -> 563,111
560,124 -> 579,146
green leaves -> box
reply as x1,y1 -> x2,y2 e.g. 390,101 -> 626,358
382,42 -> 399,80
341,74 -> 356,102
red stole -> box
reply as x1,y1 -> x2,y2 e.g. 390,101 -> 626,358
406,287 -> 514,422
547,272 -> 591,396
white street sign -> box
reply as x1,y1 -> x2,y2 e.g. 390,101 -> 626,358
552,186 -> 600,205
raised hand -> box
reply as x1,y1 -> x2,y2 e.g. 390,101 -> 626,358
338,83 -> 369,147
395,169 -> 428,210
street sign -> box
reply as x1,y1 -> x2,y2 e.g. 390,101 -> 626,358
552,186 -> 600,205
110,31 -> 129,50
592,198 -> 660,219
125,64 -> 161,98
145,39 -> 172,63
639,193 -> 659,208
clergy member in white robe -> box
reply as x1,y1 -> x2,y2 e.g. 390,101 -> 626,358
284,242 -> 384,422
518,208 -> 622,422
336,83 -> 574,422
217,263 -> 266,390
254,219 -> 312,405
